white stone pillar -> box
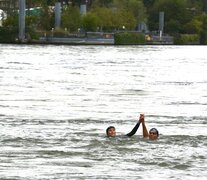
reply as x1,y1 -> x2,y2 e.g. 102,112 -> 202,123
55,2 -> 61,29
19,0 -> 25,41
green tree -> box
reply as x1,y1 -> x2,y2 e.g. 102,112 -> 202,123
81,13 -> 99,31
114,8 -> 137,30
192,14 -> 207,44
184,18 -> 203,34
90,6 -> 136,31
26,0 -> 42,8
38,1 -> 54,30
126,0 -> 147,25
47,0 -> 56,5
2,15 -> 18,27
113,0 -> 147,28
202,0 -> 207,12
92,0 -> 113,7
143,0 -> 155,8
147,0 -> 202,34
62,6 -> 81,32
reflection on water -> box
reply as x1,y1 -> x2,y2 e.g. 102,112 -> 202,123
0,45 -> 207,179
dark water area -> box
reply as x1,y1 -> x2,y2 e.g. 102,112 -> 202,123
0,44 -> 207,179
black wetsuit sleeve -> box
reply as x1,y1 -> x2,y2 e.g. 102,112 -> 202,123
125,121 -> 140,137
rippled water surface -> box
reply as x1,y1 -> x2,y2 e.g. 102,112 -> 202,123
0,44 -> 207,179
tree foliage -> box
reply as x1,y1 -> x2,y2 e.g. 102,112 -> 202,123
1,0 -> 207,39
81,13 -> 99,31
148,0 -> 204,34
62,6 -> 81,32
38,1 -> 54,30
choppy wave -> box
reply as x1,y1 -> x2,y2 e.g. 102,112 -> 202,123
0,45 -> 207,179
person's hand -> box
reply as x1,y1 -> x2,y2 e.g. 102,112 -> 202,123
139,113 -> 145,123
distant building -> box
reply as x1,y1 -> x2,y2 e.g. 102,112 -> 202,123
0,0 -> 18,16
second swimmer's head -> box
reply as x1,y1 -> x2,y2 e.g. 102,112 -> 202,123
149,128 -> 159,140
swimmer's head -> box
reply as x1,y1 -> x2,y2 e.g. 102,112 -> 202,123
106,126 -> 116,137
149,128 -> 159,140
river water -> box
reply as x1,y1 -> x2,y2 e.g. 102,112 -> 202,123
0,44 -> 207,179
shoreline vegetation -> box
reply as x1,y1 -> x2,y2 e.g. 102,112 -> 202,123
0,28 -> 201,45
0,0 -> 207,45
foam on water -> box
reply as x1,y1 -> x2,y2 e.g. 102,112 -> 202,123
0,45 -> 207,179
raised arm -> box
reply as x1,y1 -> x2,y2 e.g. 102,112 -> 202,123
140,114 -> 149,138
126,121 -> 140,137
126,115 -> 142,137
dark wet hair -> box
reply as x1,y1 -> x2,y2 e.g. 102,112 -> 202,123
106,126 -> 115,135
149,128 -> 159,137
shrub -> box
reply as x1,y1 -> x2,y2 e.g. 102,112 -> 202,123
174,34 -> 199,45
200,31 -> 207,45
114,32 -> 145,45
0,27 -> 18,43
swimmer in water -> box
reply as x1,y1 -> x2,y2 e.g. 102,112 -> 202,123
106,114 -> 142,137
139,114 -> 159,140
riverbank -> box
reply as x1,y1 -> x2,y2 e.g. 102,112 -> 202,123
38,37 -> 114,45
23,35 -> 174,46
0,27 -> 176,45
37,32 -> 173,45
